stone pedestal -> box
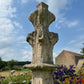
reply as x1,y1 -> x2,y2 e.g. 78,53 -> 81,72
32,70 -> 53,84
24,63 -> 57,84
24,2 -> 58,84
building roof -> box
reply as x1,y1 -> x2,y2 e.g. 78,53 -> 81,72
56,50 -> 83,60
62,50 -> 82,57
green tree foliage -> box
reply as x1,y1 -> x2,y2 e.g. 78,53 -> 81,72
80,43 -> 84,55
7,60 -> 18,70
0,57 -> 3,69
0,57 -> 6,70
80,48 -> 84,55
80,43 -> 84,59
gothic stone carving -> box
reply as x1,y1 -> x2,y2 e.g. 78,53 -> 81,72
26,2 -> 58,64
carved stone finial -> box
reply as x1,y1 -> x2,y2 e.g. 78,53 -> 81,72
28,2 -> 55,30
27,2 -> 58,64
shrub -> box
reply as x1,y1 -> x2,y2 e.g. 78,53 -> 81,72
62,77 -> 84,84
53,65 -> 77,84
0,57 -> 7,70
7,60 -> 18,70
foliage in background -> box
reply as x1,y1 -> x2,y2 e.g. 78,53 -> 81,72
80,44 -> 84,55
0,57 -> 31,71
0,57 -> 6,70
80,43 -> 84,59
7,60 -> 18,70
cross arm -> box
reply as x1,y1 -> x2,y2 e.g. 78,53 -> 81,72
48,11 -> 56,26
26,31 -> 36,46
28,10 -> 38,27
49,32 -> 58,46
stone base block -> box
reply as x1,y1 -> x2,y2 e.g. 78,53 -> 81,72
32,70 -> 53,84
23,63 -> 57,84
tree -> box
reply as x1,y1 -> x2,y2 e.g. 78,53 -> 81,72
0,57 -> 3,69
0,57 -> 6,70
0,57 -> 2,62
80,43 -> 84,59
80,43 -> 84,55
7,59 -> 17,70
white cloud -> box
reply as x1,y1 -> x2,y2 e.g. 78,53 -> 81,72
22,55 -> 32,61
13,21 -> 23,29
0,0 -> 16,18
68,40 -> 76,45
53,52 -> 57,64
35,0 -> 45,3
0,0 -> 24,61
16,36 -> 26,44
21,0 -> 29,4
17,36 -> 26,41
79,35 -> 84,39
77,28 -> 84,31
22,50 -> 32,61
68,20 -> 79,28
0,47 -> 15,60
0,0 -> 16,53
17,41 -> 27,44
0,0 -> 16,37
63,47 -> 80,53
0,18 -> 14,36
47,0 -> 68,16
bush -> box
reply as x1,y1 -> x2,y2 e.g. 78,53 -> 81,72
53,65 -> 77,84
7,60 -> 18,70
0,57 -> 6,70
53,65 -> 84,84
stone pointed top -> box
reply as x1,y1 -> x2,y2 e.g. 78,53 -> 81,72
28,2 -> 55,29
36,2 -> 48,10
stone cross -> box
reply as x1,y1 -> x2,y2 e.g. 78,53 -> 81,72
24,2 -> 58,84
27,2 -> 58,64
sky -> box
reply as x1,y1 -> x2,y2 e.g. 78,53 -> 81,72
0,0 -> 84,63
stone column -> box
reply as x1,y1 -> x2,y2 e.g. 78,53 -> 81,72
24,2 -> 58,84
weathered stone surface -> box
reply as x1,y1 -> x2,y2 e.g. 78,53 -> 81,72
24,63 -> 57,70
31,70 -> 53,84
27,2 -> 58,64
24,2 -> 58,84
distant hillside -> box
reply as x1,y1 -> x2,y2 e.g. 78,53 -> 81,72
0,58 -> 31,71
3,61 -> 31,66
17,61 -> 31,66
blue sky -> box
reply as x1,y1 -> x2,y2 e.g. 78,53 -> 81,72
0,0 -> 84,63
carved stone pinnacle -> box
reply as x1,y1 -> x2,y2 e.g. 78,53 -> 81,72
26,2 -> 58,64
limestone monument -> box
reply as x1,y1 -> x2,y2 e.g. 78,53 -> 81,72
24,2 -> 58,84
